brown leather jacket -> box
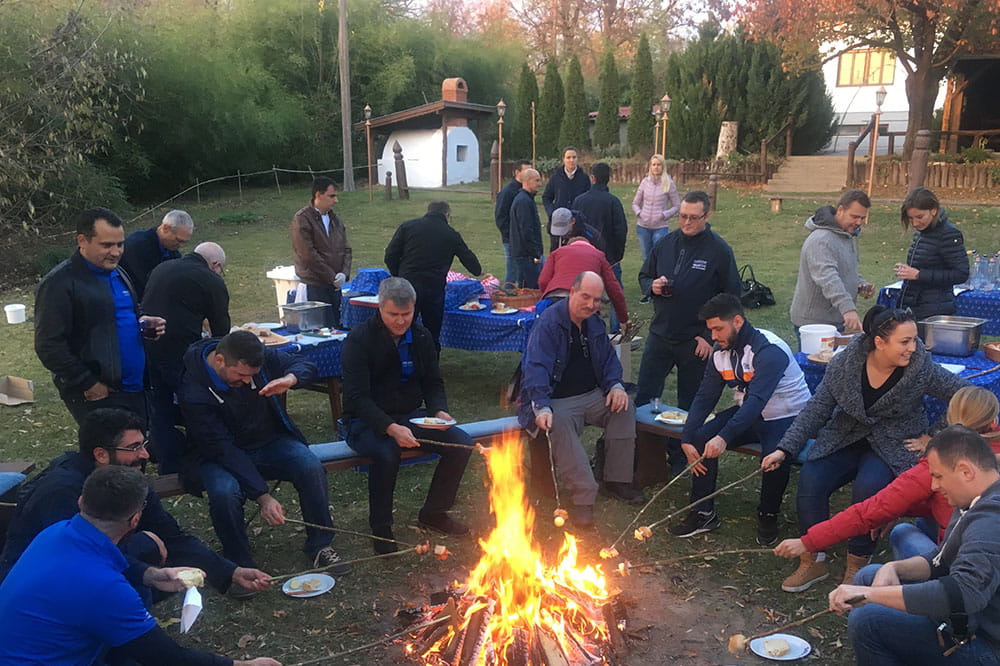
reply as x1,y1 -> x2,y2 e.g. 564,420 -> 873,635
290,205 -> 352,286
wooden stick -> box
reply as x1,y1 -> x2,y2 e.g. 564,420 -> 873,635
414,437 -> 491,452
268,548 -> 417,583
625,548 -> 774,571
965,363 -> 1000,380
608,455 -> 705,550
283,517 -> 418,548
729,596 -> 865,653
647,466 -> 764,530
286,614 -> 453,666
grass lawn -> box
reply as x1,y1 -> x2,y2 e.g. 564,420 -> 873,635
1,180 -> 998,665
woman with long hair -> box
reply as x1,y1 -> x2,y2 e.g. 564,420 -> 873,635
631,154 -> 680,263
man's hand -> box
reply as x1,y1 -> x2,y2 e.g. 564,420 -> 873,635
680,443 -> 707,476
139,530 -> 168,566
651,276 -> 670,295
83,381 -> 110,402
435,410 -> 454,422
257,494 -> 286,525
773,538 -> 807,558
694,336 -> 712,360
904,434 -> 931,454
761,450 -> 786,472
234,659 -> 282,666
387,423 -> 420,448
829,584 -> 869,614
871,562 -> 901,587
605,387 -> 629,413
259,374 -> 297,397
843,310 -> 862,333
703,435 -> 726,459
142,566 -> 204,593
334,272 -> 347,288
535,411 -> 553,432
233,567 -> 272,591
139,315 -> 166,339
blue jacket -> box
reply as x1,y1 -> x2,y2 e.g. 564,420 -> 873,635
517,298 -> 623,436
509,189 -> 544,259
119,226 -> 181,299
494,177 -> 522,242
542,166 -> 591,225
178,338 -> 316,499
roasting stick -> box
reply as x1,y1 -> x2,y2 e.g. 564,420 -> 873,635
268,549 -> 419,584
623,548 -> 774,573
545,429 -> 568,526
286,614 -> 454,666
414,437 -> 491,453
727,596 -> 866,653
283,517 -> 419,549
645,466 -> 764,532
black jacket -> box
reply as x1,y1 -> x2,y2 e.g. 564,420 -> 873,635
119,227 -> 181,299
494,177 -> 521,242
638,224 -> 742,340
572,183 -> 628,264
898,210 -> 969,319
509,189 -> 544,259
178,338 -> 316,499
0,452 -> 236,590
35,251 -> 141,397
142,253 -> 231,366
542,166 -> 591,231
342,314 -> 447,435
384,211 -> 481,287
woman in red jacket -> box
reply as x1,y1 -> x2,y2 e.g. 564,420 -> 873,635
773,386 -> 999,565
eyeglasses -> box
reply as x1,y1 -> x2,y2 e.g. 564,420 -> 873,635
108,440 -> 149,453
873,307 -> 914,336
679,213 -> 706,222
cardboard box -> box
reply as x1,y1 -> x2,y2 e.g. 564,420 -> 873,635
0,376 -> 34,406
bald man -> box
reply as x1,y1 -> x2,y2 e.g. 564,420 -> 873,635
142,242 -> 231,473
509,168 -> 545,288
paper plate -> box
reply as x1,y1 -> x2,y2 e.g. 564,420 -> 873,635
749,634 -> 811,661
409,417 -> 457,430
490,307 -> 519,315
458,302 -> 486,311
282,574 -> 335,598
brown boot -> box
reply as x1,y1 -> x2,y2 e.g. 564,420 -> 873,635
781,552 -> 829,592
842,553 -> 870,585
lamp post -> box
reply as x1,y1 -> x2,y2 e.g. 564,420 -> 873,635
654,107 -> 661,155
530,101 -> 536,166
867,86 -> 887,195
364,104 -> 373,202
660,93 -> 671,156
497,99 -> 506,193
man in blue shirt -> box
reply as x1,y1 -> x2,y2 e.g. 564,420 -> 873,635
0,465 -> 279,666
35,207 -> 166,425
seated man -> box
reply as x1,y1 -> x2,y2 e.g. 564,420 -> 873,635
0,408 -> 270,602
178,330 -> 347,573
518,271 -> 645,528
669,294 -> 811,545
0,466 -> 279,666
830,425 -> 1000,666
341,277 -> 473,554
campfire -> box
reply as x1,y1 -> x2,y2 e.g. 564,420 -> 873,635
405,433 -> 627,665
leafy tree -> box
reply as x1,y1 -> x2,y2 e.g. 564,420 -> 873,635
626,34 -> 656,156
536,60 -> 564,158
559,57 -> 589,150
740,0 -> 1000,156
592,49 -> 620,151
507,63 -> 539,160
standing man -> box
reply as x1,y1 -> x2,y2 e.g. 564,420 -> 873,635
790,189 -> 874,334
142,242 -> 231,474
495,159 -> 533,284
384,201 -> 482,350
830,426 -> 1000,665
571,162 -> 628,333
35,207 -> 166,425
518,272 -> 645,529
178,331 -> 348,573
669,294 -> 811,545
509,168 -> 545,289
291,176 -> 352,329
542,146 -> 590,252
636,190 -> 741,411
119,209 -> 194,299
341,278 -> 473,554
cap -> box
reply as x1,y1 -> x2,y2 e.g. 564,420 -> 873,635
551,208 -> 573,236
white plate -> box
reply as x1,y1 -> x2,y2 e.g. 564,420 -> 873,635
409,417 -> 457,430
257,322 -> 282,330
655,410 -> 687,425
459,302 -> 487,311
749,634 -> 811,661
491,307 -> 519,315
282,574 -> 335,598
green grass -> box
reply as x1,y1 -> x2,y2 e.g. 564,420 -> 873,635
1,182 -> 998,665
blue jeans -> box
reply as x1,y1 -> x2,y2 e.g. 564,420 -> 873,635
502,241 -> 513,285
511,256 -> 540,289
687,407 -> 794,515
635,333 -> 706,409
849,564 -> 1000,665
796,439 -> 894,557
200,436 -> 332,567
608,263 -> 623,334
636,225 -> 669,263
889,521 -> 938,560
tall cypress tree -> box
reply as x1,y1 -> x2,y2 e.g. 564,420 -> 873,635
508,62 -> 539,160
593,48 -> 620,152
536,60 -> 564,158
626,34 -> 656,156
559,56 -> 589,150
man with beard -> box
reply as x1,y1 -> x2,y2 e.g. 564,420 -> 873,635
668,294 -> 811,546
0,409 -> 271,601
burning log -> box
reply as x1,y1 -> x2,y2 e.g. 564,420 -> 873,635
456,599 -> 495,666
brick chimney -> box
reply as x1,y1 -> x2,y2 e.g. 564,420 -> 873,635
441,78 -> 468,103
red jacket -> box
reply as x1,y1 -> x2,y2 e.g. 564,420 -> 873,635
802,432 -> 1000,551
538,240 -> 628,323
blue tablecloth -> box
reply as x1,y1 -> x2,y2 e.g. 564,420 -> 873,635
878,284 -> 1000,335
276,333 -> 343,378
796,351 -> 1000,424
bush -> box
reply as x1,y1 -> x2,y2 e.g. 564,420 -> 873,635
960,145 -> 993,164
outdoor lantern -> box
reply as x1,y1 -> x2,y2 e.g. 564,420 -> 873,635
875,86 -> 887,108
497,99 -> 506,118
364,104 -> 372,120
661,93 -> 672,113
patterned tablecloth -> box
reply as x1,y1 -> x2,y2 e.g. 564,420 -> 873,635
275,332 -> 344,379
877,283 -> 1000,335
795,351 -> 1000,424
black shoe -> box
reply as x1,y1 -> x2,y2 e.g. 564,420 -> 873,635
639,295 -> 651,304
668,510 -> 721,538
756,512 -> 780,547
227,583 -> 260,601
418,512 -> 470,536
571,504 -> 595,529
600,481 -> 648,506
373,525 -> 399,555
312,546 -> 353,576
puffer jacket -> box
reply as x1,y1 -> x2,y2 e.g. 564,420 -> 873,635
898,209 -> 968,319
632,175 -> 680,229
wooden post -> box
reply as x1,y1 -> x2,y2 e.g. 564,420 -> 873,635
196,178 -> 201,204
759,140 -> 767,183
393,140 -> 409,200
784,116 -> 794,158
707,174 -> 719,212
237,170 -> 243,204
337,0 -> 355,191
384,172 -> 393,201
489,140 -> 499,202
846,141 -> 857,187
888,134 -> 896,155
908,129 -> 931,192
272,166 -> 281,194
770,197 -> 783,213
440,111 -> 448,188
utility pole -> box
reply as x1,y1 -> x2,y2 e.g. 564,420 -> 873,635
338,0 -> 355,191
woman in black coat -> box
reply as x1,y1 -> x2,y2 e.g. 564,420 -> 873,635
894,187 -> 969,319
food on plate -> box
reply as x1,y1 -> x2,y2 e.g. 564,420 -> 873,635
763,637 -> 791,657
421,417 -> 447,425
177,569 -> 204,588
813,349 -> 835,363
301,578 -> 322,592
659,410 -> 686,423
460,301 -> 485,311
289,578 -> 303,591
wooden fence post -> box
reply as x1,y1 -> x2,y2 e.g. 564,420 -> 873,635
707,174 -> 719,212
908,130 -> 931,192
393,141 -> 409,200
384,172 -> 393,201
784,116 -> 794,158
846,141 -> 857,187
272,166 -> 281,195
237,170 -> 243,204
759,140 -> 767,183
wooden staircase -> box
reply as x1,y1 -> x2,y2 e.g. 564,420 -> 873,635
765,155 -> 848,194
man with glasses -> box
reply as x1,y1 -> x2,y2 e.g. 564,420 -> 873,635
291,176 -> 352,329
0,409 -> 271,602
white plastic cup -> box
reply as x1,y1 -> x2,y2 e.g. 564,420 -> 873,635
800,324 -> 838,355
4,304 -> 26,324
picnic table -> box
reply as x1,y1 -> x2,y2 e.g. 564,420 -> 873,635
877,281 -> 1000,335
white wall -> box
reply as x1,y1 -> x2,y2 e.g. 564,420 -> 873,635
377,126 -> 480,188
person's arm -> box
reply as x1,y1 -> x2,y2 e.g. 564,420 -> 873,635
341,331 -> 395,435
453,232 -> 482,276
207,277 -> 231,336
714,346 -> 787,444
770,373 -> 839,461
508,197 -> 526,257
541,175 -> 556,218
680,363 -> 726,443
290,214 -> 338,286
807,236 -> 857,317
520,321 -> 560,417
637,240 -> 662,297
34,271 -> 100,393
599,257 -> 629,324
339,216 -> 352,279
267,348 -> 317,387
663,179 -> 681,222
383,225 -> 404,276
631,181 -> 644,218
610,199 -> 628,264
538,251 -> 556,294
116,625 -> 233,666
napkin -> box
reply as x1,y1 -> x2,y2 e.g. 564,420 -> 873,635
180,586 -> 203,633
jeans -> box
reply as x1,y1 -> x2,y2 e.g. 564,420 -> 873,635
63,389 -> 147,429
511,256 -> 540,289
345,411 -> 472,530
635,332 -> 707,409
410,279 -> 445,351
636,225 -> 669,263
796,439 -> 895,557
889,521 -> 938,560
608,263 -> 623,334
200,436 -> 333,567
502,241 -> 513,285
687,407 -> 794,515
147,358 -> 183,474
305,283 -> 342,329
849,565 -> 1000,666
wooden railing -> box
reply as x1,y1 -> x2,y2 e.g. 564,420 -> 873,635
760,116 -> 795,180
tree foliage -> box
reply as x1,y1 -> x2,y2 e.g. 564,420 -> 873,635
626,34 -> 656,157
593,48 -> 621,152
536,60 -> 565,158
559,57 -> 589,151
507,63 -> 539,160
